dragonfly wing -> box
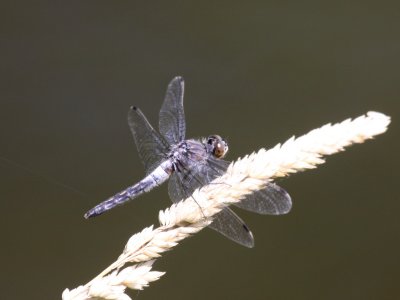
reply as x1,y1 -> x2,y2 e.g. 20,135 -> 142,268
168,172 -> 187,203
128,106 -> 170,174
159,76 -> 186,145
168,161 -> 254,247
205,156 -> 230,178
168,154 -> 223,203
205,156 -> 292,215
209,207 -> 254,248
168,168 -> 206,204
234,183 -> 292,215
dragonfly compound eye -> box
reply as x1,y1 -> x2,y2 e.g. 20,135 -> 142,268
213,141 -> 228,158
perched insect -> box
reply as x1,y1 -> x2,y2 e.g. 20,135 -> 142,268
85,77 -> 292,247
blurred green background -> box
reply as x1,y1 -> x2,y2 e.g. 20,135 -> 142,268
1,1 -> 398,299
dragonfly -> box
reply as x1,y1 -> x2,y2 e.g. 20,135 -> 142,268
84,76 -> 292,247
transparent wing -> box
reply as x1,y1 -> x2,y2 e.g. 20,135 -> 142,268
168,172 -> 187,203
234,183 -> 292,215
128,106 -> 170,174
168,158 -> 254,248
168,155 -> 228,203
204,157 -> 293,215
168,169 -> 206,204
159,76 -> 186,145
205,156 -> 230,178
208,207 -> 254,248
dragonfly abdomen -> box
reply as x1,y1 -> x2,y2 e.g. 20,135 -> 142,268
84,162 -> 172,218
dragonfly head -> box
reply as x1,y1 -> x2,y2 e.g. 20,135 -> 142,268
206,135 -> 229,159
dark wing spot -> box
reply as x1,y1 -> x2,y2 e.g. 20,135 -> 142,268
242,223 -> 250,232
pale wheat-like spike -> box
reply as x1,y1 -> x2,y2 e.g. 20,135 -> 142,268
115,261 -> 165,291
151,237 -> 178,249
142,248 -> 162,258
88,271 -> 130,300
159,111 -> 390,227
158,209 -> 169,226
88,226 -> 158,282
176,222 -> 209,235
131,254 -> 152,263
124,225 -> 155,253
63,111 -> 390,300
152,230 -> 177,244
81,261 -> 164,299
62,286 -> 88,300
117,227 -> 193,265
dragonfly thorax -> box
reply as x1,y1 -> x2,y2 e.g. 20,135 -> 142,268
168,138 -> 219,173
168,140 -> 194,173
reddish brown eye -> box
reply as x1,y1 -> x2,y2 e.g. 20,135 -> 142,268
214,143 -> 224,158
206,135 -> 228,158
